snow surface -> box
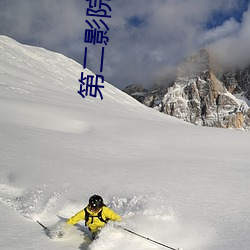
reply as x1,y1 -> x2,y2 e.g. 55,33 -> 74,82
0,35 -> 250,250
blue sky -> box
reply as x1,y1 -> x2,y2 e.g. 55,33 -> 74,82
206,0 -> 249,28
0,0 -> 249,89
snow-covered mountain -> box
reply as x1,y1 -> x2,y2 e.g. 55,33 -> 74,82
124,49 -> 250,130
1,36 -> 250,250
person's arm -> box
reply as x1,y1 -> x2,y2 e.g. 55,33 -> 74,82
103,207 -> 122,222
67,209 -> 85,225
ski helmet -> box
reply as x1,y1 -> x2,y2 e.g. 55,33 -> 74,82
89,195 -> 104,210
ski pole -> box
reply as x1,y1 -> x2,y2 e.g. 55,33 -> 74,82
37,220 -> 48,231
122,227 -> 180,250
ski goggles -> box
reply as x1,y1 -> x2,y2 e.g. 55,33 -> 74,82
89,204 -> 101,212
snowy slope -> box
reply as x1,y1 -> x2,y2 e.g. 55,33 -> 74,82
0,36 -> 250,250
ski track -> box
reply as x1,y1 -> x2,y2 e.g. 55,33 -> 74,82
0,180 -> 212,250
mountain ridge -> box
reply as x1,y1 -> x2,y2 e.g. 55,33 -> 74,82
123,49 -> 250,130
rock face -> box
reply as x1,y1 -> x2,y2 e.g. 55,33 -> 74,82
218,66 -> 250,100
123,84 -> 147,103
124,49 -> 250,130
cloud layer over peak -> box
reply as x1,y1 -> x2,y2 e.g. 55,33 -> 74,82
0,0 -> 249,88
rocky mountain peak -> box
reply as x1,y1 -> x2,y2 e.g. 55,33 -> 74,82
123,49 -> 250,130
177,49 -> 210,78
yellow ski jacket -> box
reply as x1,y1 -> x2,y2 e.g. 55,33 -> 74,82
67,206 -> 121,233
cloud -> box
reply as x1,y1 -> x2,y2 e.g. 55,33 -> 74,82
0,1 -> 88,55
209,4 -> 250,69
200,18 -> 240,45
0,0 -> 249,89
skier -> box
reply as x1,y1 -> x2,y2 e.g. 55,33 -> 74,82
66,194 -> 122,239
